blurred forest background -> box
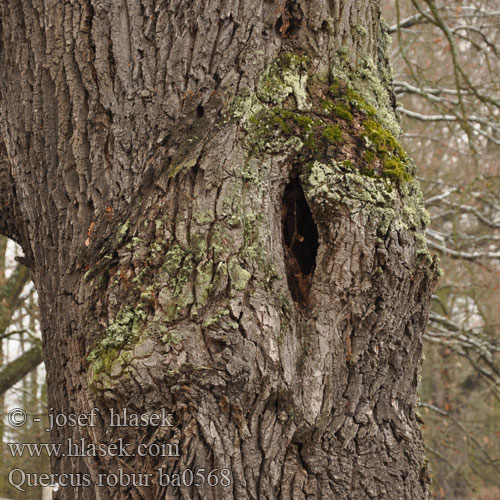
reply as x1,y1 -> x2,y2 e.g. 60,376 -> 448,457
1,0 -> 499,498
382,0 -> 500,498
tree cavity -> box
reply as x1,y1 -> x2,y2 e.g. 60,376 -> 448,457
282,176 -> 319,307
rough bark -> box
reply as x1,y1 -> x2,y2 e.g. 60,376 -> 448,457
0,1 -> 438,499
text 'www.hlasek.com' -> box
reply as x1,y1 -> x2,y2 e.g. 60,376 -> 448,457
5,407 -> 232,492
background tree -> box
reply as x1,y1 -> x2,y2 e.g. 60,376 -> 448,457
0,238 -> 41,397
0,235 -> 48,499
0,1 -> 438,499
382,0 -> 500,498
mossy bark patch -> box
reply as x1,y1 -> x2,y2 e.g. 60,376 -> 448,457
234,52 -> 413,184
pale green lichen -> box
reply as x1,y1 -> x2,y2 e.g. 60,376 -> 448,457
162,244 -> 188,279
302,160 -> 431,259
151,240 -> 168,259
221,194 -> 243,227
203,308 -> 231,328
88,229 -> 216,385
126,237 -> 145,250
354,25 -> 367,37
232,91 -> 265,127
354,59 -> 400,137
190,233 -> 208,262
87,305 -> 146,382
241,214 -> 264,261
193,210 -> 214,225
161,330 -> 185,345
209,224 -> 231,261
338,45 -> 350,59
194,260 -> 213,307
228,257 -> 252,291
257,52 -> 311,110
115,220 -> 131,246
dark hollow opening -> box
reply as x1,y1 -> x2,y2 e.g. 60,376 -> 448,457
286,0 -> 303,36
196,104 -> 205,118
282,177 -> 319,305
275,15 -> 284,35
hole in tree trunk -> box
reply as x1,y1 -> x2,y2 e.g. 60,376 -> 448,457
282,176 -> 319,306
285,0 -> 303,36
275,15 -> 284,35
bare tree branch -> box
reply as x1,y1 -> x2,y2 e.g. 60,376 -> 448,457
0,344 -> 43,396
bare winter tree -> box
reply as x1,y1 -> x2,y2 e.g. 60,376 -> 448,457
0,235 -> 46,499
0,237 -> 41,397
0,1 -> 438,499
384,1 -> 500,496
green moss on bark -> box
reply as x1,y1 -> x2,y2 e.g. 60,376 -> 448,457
361,118 -> 413,182
233,50 -> 413,184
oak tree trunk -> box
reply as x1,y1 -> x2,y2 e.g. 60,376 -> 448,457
0,1 -> 438,498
